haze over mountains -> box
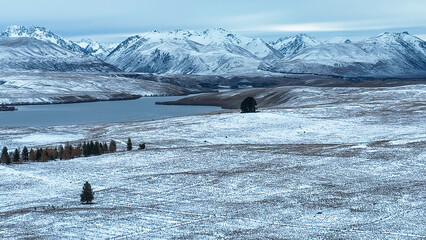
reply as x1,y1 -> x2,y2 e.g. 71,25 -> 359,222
1,25 -> 425,78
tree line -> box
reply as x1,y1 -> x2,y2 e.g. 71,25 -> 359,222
0,139 -> 125,164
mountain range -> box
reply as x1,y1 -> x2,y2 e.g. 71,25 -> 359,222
1,25 -> 425,78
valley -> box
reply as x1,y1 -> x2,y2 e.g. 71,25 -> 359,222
0,84 -> 425,239
0,23 -> 425,239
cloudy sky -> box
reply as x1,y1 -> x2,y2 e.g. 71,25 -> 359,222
1,0 -> 425,42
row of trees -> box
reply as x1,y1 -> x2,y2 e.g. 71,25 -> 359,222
126,137 -> 146,151
1,138 -> 146,165
0,140 -> 119,164
82,140 -> 117,157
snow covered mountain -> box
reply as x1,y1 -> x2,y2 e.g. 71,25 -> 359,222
106,29 -> 425,77
269,34 -> 321,58
77,39 -> 118,58
0,37 -> 118,72
269,32 -> 426,77
0,25 -> 425,78
105,28 -> 279,75
1,25 -> 85,53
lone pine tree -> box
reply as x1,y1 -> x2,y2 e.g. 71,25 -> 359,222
127,138 -> 132,151
80,181 -> 94,204
240,97 -> 257,113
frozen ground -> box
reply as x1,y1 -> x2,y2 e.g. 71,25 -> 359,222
0,85 -> 425,239
0,72 -> 192,105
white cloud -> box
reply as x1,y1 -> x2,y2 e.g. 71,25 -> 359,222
415,34 -> 426,41
233,20 -> 426,33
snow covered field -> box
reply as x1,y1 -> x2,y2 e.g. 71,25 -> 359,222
0,85 -> 425,239
0,72 -> 191,105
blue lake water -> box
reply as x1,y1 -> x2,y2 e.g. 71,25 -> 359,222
0,96 -> 221,127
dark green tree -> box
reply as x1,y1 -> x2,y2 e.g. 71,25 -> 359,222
22,147 -> 29,161
127,138 -> 132,151
102,143 -> 108,153
240,97 -> 257,113
80,181 -> 94,204
1,147 -> 11,164
13,149 -> 20,163
89,141 -> 95,155
82,142 -> 89,157
93,141 -> 100,155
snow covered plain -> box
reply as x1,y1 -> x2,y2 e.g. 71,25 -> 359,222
0,72 -> 192,105
0,85 -> 425,239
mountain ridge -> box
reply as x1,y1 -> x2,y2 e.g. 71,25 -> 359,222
1,25 -> 425,78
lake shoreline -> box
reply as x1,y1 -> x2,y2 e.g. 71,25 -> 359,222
0,95 -> 222,127
1,90 -> 216,107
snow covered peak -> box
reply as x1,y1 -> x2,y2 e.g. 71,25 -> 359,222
363,31 -> 426,56
1,25 -> 85,53
118,28 -> 278,59
77,38 -> 119,59
271,34 -> 320,47
270,34 -> 321,58
202,28 -> 230,36
77,38 -> 96,48
2,25 -> 51,38
0,37 -> 118,72
368,31 -> 422,44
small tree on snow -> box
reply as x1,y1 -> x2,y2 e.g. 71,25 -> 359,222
240,97 -> 257,113
127,138 -> 132,151
80,181 -> 94,204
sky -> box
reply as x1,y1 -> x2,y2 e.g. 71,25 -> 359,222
0,0 -> 425,43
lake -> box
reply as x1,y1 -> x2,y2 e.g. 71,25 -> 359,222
0,96 -> 221,127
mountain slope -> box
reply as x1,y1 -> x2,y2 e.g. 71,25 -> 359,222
269,34 -> 321,58
105,29 -> 279,75
269,32 -> 426,77
1,25 -> 425,78
0,37 -> 118,72
1,25 -> 85,53
77,39 -> 119,59
0,72 -> 192,105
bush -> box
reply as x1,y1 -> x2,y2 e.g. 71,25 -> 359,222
138,143 -> 146,150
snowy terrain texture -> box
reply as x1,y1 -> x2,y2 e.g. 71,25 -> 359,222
76,39 -> 119,59
0,85 -> 425,239
1,25 -> 425,77
105,29 -> 426,77
0,36 -> 117,72
0,72 -> 191,105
